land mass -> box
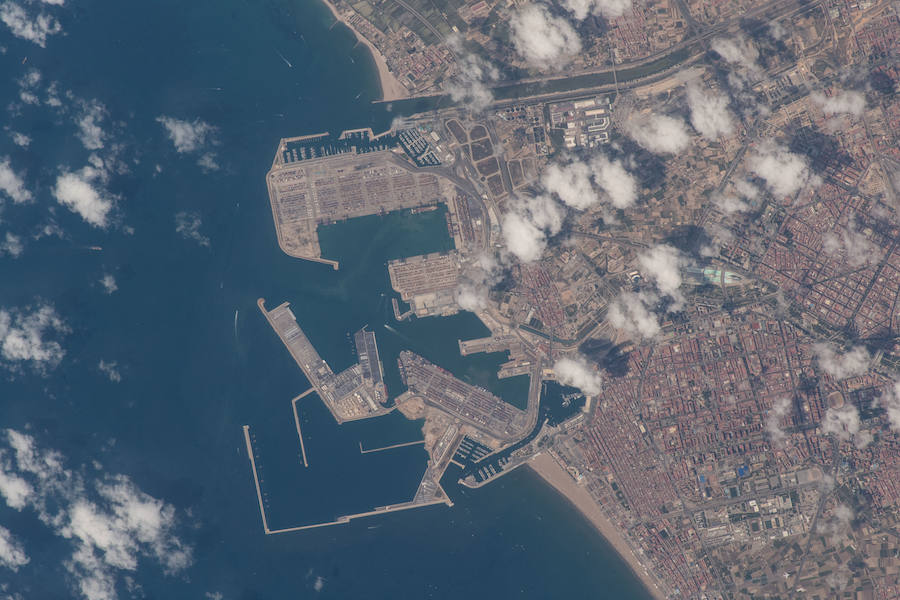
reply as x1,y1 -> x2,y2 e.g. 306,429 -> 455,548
253,0 -> 900,595
318,0 -> 408,101
528,452 -> 665,600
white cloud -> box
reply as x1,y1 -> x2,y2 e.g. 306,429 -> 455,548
76,101 -> 107,151
1,233 -> 24,258
510,4 -> 581,68
822,404 -> 870,448
502,211 -> 546,263
818,503 -> 854,547
0,1 -> 61,47
540,155 -> 638,211
53,166 -> 115,228
444,36 -> 499,112
10,132 -> 31,147
879,381 -> 900,432
711,35 -> 761,85
0,430 -> 193,600
175,211 -> 210,247
98,360 -> 121,383
33,221 -> 65,240
822,222 -> 876,267
735,179 -> 758,200
591,155 -> 637,209
455,283 -> 487,312
99,274 -> 117,295
686,82 -> 734,140
621,112 -> 690,154
455,252 -> 502,312
562,0 -> 630,19
700,221 -> 734,257
0,525 -> 29,571
500,195 -> 564,263
156,116 -> 216,154
542,159 -> 597,210
45,81 -> 62,107
714,179 -> 756,214
0,304 -> 68,372
714,194 -> 748,214
769,21 -> 787,40
196,153 -> 219,172
15,68 -> 41,106
637,244 -> 687,306
811,89 -> 866,116
553,355 -> 602,396
0,460 -> 33,509
766,396 -> 791,446
747,141 -> 813,198
0,158 -> 33,204
812,343 -> 870,380
606,291 -> 660,339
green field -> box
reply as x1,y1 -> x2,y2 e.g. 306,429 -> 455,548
351,0 -> 471,45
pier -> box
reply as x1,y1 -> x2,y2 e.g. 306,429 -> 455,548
387,251 -> 462,318
265,145 -> 459,267
391,297 -> 414,321
398,350 -> 529,441
258,298 -> 391,423
242,423 -> 451,536
291,391 -> 313,468
359,439 -> 425,454
242,425 -> 272,534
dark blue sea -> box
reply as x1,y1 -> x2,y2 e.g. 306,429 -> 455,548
0,1 -> 651,598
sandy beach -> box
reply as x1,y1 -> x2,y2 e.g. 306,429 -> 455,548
318,0 -> 409,102
528,453 -> 666,600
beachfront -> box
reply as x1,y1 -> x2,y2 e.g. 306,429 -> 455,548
318,0 -> 408,102
528,453 -> 666,600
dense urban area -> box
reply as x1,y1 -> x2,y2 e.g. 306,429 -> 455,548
261,0 -> 900,597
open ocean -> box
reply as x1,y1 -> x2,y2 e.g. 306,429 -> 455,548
0,0 -> 651,598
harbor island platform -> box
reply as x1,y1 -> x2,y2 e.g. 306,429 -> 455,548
266,133 -> 464,268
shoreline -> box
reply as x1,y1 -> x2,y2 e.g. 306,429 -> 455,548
318,0 -> 409,102
528,453 -> 666,600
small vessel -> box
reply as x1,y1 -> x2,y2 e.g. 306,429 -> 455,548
275,49 -> 293,68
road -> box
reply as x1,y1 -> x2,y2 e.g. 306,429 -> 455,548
384,0 -> 819,110
790,439 -> 839,590
390,0 -> 448,46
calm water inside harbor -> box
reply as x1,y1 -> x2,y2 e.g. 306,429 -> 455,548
0,0 -> 650,597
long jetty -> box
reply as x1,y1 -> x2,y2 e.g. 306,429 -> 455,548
242,424 -> 450,535
243,425 -> 272,534
359,439 -> 425,454
291,390 -> 314,468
